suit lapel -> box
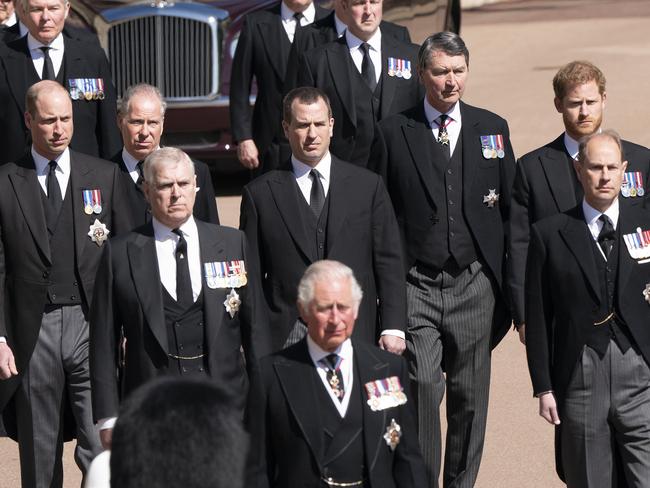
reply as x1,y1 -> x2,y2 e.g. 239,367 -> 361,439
460,102 -> 482,211
541,135 -> 577,212
327,39 -> 357,127
559,207 -> 601,301
326,159 -> 350,253
3,38 -> 34,114
197,222 -> 226,356
8,157 -> 51,263
379,36 -> 398,120
403,108 -> 439,208
355,343 -> 389,473
127,227 -> 168,354
268,167 -> 314,261
70,153 -> 93,266
616,206 -> 636,300
275,342 -> 324,469
258,7 -> 290,80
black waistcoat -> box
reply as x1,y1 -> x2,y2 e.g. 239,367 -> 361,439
314,365 -> 366,483
163,288 -> 208,376
296,185 -> 330,262
40,182 -> 82,305
588,233 -> 633,355
418,132 -> 478,270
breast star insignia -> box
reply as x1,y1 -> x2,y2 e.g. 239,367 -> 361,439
482,189 -> 499,208
643,283 -> 650,304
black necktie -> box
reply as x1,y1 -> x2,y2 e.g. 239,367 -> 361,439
436,114 -> 451,159
320,354 -> 345,402
136,161 -> 144,187
172,229 -> 193,309
309,169 -> 325,217
46,160 -> 62,216
598,214 -> 616,260
360,43 -> 377,92
40,46 -> 55,81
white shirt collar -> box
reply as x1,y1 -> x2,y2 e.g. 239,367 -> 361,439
563,132 -> 580,160
345,27 -> 381,52
583,198 -> 619,236
121,147 -> 140,173
27,31 -> 64,51
307,335 -> 353,365
334,13 -> 346,37
291,151 -> 332,181
281,1 -> 315,23
18,21 -> 27,37
423,98 -> 462,126
152,215 -> 198,242
2,12 -> 17,27
31,146 -> 70,176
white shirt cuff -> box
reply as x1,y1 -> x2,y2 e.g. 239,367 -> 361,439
380,329 -> 405,340
98,417 -> 117,430
0,337 -> 6,343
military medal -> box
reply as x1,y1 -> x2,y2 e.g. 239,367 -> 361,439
623,227 -> 650,263
223,288 -> 241,318
387,57 -> 396,77
622,171 -> 644,198
67,79 -> 79,100
621,181 -> 631,198
383,419 -> 402,451
435,116 -> 451,145
481,134 -> 505,159
92,189 -> 102,214
204,260 -> 247,289
87,219 -> 109,246
97,78 -> 105,100
644,283 -> 650,304
483,189 -> 499,208
365,376 -> 408,411
395,58 -> 403,78
82,189 -> 93,215
402,59 -> 412,80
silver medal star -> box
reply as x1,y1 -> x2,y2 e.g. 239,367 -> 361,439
224,288 -> 241,318
643,283 -> 650,304
483,189 -> 499,208
383,418 -> 402,451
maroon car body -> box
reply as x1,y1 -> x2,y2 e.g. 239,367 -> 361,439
68,0 -> 457,169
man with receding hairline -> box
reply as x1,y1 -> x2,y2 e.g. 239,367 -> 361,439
90,146 -> 269,451
0,80 -> 131,488
0,0 -> 120,162
526,130 -> 650,487
249,260 -> 427,487
112,83 -> 220,227
508,60 -> 650,346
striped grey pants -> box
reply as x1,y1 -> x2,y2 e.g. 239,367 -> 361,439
405,261 -> 495,488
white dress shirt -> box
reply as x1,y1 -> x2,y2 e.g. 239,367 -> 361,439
423,98 -> 463,156
334,13 -> 346,37
563,132 -> 580,160
33,146 -> 71,197
307,335 -> 354,417
292,152 -> 331,203
152,216 -> 202,302
583,198 -> 619,260
121,148 -> 141,184
2,12 -> 16,27
281,1 -> 316,42
27,32 -> 64,79
346,28 -> 382,83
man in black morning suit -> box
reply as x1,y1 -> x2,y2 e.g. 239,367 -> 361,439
508,60 -> 650,344
296,0 -> 422,167
0,0 -> 121,163
0,81 -> 132,488
240,87 -> 406,354
526,131 -> 650,487
90,147 -> 269,451
370,33 -> 516,487
248,260 -> 428,488
111,83 -> 220,227
230,0 -> 329,173
284,0 -> 410,92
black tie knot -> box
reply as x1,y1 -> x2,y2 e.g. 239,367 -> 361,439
309,168 -> 325,216
136,161 -> 144,186
172,228 -> 187,258
40,46 -> 55,81
293,11 -> 304,23
325,353 -> 340,370
598,214 -> 616,259
48,160 -> 58,174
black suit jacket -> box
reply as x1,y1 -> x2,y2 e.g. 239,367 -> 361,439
90,221 -> 270,421
0,35 -> 121,163
229,3 -> 330,171
285,12 -> 411,92
240,157 -> 405,351
0,151 -> 132,416
525,203 -> 650,400
370,101 -> 516,345
508,134 -> 650,325
249,339 -> 427,488
109,150 -> 220,227
297,35 -> 423,167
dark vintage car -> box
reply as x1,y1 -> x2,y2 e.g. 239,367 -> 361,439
68,0 -> 459,170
